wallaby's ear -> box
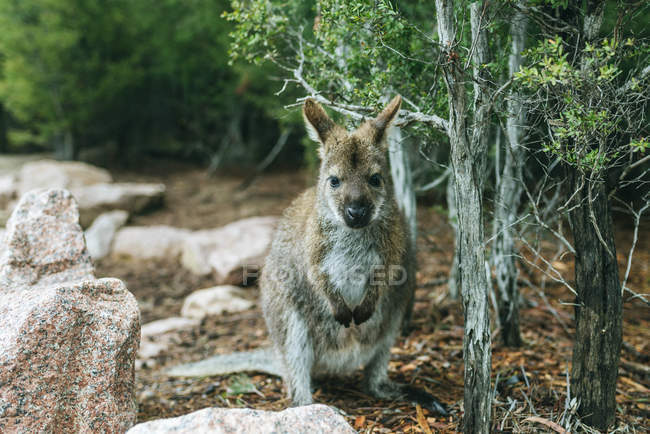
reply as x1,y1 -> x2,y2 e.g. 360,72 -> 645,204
303,98 -> 336,145
371,95 -> 402,144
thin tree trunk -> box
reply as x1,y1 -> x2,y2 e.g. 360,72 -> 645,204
436,1 -> 492,432
53,130 -> 75,161
446,176 -> 460,299
568,174 -> 622,430
388,127 -> 418,334
493,9 -> 527,347
389,127 -> 416,249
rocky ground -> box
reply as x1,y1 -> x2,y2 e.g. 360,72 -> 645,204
92,160 -> 649,433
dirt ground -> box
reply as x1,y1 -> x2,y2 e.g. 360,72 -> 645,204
94,161 -> 649,433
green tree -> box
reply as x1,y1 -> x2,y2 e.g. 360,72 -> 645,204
226,1 -> 496,431
515,1 -> 649,429
0,0 -> 288,165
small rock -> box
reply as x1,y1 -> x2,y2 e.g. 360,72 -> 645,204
85,210 -> 129,260
139,341 -> 171,360
181,285 -> 254,320
18,159 -> 112,197
0,189 -> 139,433
181,216 -> 278,284
1,189 -> 94,285
72,182 -> 165,227
138,317 -> 200,362
112,225 -> 190,260
127,404 -> 356,434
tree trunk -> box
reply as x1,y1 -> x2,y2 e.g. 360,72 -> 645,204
446,176 -> 460,299
54,130 -> 75,160
493,9 -> 527,347
436,1 -> 492,432
389,126 -> 417,251
388,126 -> 417,334
568,174 -> 622,430
565,1 -> 622,429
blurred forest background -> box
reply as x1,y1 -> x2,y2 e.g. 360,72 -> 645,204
1,0 -> 648,432
0,0 -> 306,168
0,0 -> 646,185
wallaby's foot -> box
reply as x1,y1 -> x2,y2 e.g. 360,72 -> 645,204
288,384 -> 314,407
353,303 -> 373,325
289,395 -> 314,407
332,303 -> 353,328
366,380 -> 448,416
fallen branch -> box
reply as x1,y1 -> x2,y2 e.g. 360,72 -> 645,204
620,358 -> 650,378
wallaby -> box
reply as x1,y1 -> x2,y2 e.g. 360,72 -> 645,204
261,95 -> 446,413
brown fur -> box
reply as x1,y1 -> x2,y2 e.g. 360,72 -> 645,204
260,96 -> 446,414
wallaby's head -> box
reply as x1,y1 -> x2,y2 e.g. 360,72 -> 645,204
303,95 -> 401,229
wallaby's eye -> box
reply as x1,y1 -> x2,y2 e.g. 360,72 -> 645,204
329,176 -> 341,188
369,173 -> 382,187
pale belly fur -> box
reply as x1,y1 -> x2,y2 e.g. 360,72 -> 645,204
315,228 -> 383,375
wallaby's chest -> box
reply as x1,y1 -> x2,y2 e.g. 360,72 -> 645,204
319,229 -> 383,307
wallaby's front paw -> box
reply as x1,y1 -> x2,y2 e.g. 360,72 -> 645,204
333,305 -> 353,327
353,303 -> 374,325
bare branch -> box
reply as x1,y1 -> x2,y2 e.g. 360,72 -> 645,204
416,167 -> 451,192
615,195 -> 650,298
519,238 -> 578,297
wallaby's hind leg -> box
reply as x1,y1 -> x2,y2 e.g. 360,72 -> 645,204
363,343 -> 448,415
282,311 -> 314,406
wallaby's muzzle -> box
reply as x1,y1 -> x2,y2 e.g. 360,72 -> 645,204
343,200 -> 372,228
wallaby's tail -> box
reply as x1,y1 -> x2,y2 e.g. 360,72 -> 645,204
167,347 -> 282,378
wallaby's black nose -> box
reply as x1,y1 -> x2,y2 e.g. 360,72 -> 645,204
343,200 -> 372,228
345,204 -> 367,220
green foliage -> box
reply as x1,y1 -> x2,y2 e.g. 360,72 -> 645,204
516,36 -> 649,173
225,374 -> 261,396
0,0 -> 288,164
225,0 -> 491,184
225,0 -> 450,131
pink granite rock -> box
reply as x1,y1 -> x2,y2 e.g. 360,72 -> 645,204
0,189 -> 140,433
127,404 -> 356,434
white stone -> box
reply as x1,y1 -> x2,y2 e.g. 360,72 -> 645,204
85,210 -> 129,260
17,160 -> 112,197
138,341 -> 171,360
71,182 -> 166,227
0,153 -> 51,176
127,405 -> 356,434
181,216 -> 278,284
112,226 -> 190,260
181,285 -> 254,320
138,317 -> 201,362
